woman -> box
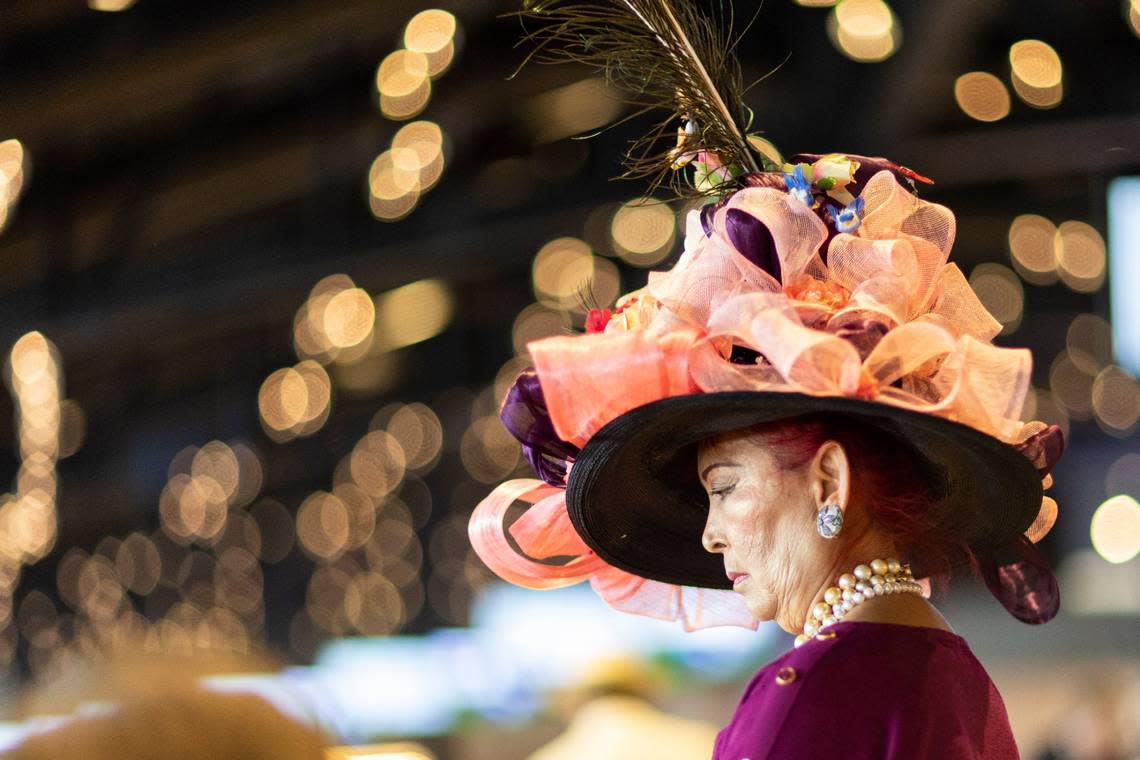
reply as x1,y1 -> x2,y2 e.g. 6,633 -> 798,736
698,415 -> 1020,757
470,4 -> 1063,756
470,158 -> 1063,759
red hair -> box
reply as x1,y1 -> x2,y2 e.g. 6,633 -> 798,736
734,413 -> 973,583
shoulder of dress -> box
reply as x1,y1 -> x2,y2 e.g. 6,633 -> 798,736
745,625 -> 882,697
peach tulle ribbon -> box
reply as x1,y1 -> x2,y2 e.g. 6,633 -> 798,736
468,478 -> 757,630
472,171 -> 1057,629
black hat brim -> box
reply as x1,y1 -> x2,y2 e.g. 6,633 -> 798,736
564,392 -> 1041,589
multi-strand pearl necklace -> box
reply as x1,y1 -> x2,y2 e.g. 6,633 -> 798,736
794,558 -> 923,648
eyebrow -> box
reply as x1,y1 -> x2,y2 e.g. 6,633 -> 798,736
700,461 -> 740,485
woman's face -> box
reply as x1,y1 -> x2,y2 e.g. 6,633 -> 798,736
697,433 -> 822,624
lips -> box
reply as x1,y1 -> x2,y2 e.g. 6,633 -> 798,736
727,571 -> 749,590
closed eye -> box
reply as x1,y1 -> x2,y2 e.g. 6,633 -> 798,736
709,484 -> 735,499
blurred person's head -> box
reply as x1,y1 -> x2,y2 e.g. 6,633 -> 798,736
14,647 -> 282,719
544,654 -> 665,722
2,685 -> 325,760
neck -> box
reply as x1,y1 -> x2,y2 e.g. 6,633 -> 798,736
777,535 -> 899,635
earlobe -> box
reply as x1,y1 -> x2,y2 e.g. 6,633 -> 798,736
812,440 -> 851,512
813,441 -> 850,540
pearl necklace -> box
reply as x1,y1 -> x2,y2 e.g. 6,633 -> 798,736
794,557 -> 923,648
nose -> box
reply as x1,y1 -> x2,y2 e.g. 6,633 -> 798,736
702,506 -> 727,554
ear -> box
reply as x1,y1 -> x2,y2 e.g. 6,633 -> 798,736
810,440 -> 850,513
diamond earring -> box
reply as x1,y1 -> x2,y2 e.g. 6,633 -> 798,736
816,504 -> 843,539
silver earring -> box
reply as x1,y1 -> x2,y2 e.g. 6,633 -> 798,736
816,504 -> 843,539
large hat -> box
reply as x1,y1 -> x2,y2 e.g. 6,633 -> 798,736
469,1 -> 1064,630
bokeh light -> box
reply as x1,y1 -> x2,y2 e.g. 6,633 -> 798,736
512,304 -> 571,356
525,78 -> 624,144
968,263 -> 1024,334
216,508 -> 262,560
954,72 -> 1011,122
306,564 -> 354,634
611,199 -> 676,266
460,416 -> 521,483
192,441 -> 240,505
297,492 -> 351,561
115,533 -> 161,596
88,0 -> 136,9
1,331 -> 63,568
258,361 -> 332,442
230,442 -> 264,508
348,430 -> 407,500
1021,386 -> 1070,440
375,279 -> 454,350
1066,314 -> 1113,374
0,139 -> 29,234
377,50 -> 432,121
370,186 -> 421,222
827,0 -> 901,63
382,403 -> 444,473
1007,214 -> 1058,284
1090,495 -> 1140,564
1049,351 -> 1096,420
392,121 -> 446,191
1009,39 -> 1063,109
159,473 -> 229,544
1092,365 -> 1140,436
213,547 -> 263,617
369,150 -> 422,222
524,234 -> 624,314
323,287 -> 376,350
1054,221 -> 1106,293
403,9 -> 459,78
58,399 -> 86,459
532,237 -> 595,308
333,483 -> 378,550
295,275 -> 376,364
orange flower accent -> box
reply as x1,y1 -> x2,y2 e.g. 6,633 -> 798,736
855,366 -> 880,400
783,274 -> 851,312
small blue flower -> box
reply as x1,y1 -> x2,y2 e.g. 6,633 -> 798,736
783,165 -> 814,207
830,196 -> 866,234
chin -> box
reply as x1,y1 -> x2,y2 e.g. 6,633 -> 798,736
743,589 -> 779,623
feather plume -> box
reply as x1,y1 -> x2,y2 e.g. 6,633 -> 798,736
514,0 -> 767,197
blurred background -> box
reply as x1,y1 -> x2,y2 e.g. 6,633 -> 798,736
0,0 -> 1137,757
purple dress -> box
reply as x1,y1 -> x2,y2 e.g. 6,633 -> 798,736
713,621 -> 1019,759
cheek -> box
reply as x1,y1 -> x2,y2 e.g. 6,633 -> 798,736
722,480 -> 785,553
722,471 -> 807,570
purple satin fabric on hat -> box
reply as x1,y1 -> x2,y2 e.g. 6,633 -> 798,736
829,318 -> 889,358
724,209 -> 782,283
979,423 -> 1065,625
714,621 -> 1021,759
979,536 -> 1060,625
499,369 -> 579,486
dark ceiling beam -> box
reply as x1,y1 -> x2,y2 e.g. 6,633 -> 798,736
0,0 -> 87,39
0,1 -> 402,155
0,0 -> 520,289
